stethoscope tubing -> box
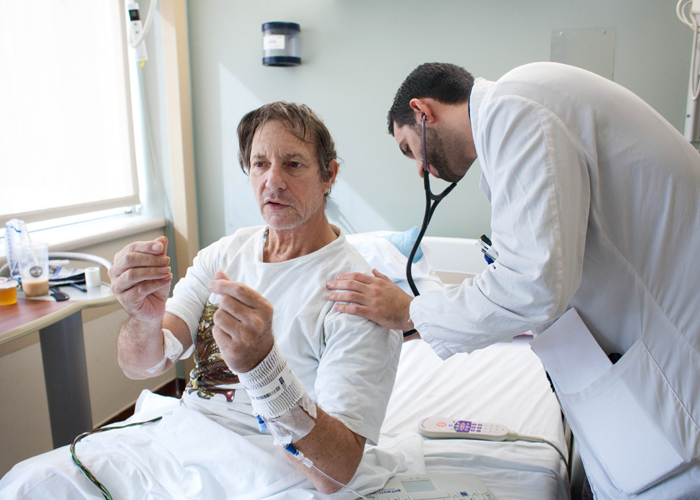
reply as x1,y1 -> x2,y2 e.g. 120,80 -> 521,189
403,115 -> 457,337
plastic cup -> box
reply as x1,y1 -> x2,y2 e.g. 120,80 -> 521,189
85,267 -> 101,288
0,279 -> 18,305
20,241 -> 49,297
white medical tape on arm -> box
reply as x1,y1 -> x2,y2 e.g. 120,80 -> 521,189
145,328 -> 192,374
237,341 -> 317,445
245,363 -> 297,405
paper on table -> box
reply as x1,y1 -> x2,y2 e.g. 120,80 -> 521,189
529,308 -> 611,394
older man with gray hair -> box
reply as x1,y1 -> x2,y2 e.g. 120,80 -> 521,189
0,102 -> 402,499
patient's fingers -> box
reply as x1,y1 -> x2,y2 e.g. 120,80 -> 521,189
113,253 -> 170,276
211,297 -> 274,372
112,266 -> 172,294
119,276 -> 172,305
214,293 -> 273,337
113,237 -> 168,263
110,239 -> 170,278
109,237 -> 172,324
209,278 -> 269,310
114,275 -> 172,324
207,272 -> 275,372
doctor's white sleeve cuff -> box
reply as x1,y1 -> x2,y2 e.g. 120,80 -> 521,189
410,298 -> 462,361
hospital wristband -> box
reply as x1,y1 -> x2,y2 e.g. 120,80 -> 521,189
145,328 -> 193,374
237,341 -> 315,421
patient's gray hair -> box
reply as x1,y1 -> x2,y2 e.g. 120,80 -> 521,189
237,102 -> 339,198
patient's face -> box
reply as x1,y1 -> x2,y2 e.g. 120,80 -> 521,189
249,120 -> 331,231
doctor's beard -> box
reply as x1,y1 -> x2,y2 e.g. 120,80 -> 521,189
424,127 -> 464,184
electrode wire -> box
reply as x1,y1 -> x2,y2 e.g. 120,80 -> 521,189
70,416 -> 163,500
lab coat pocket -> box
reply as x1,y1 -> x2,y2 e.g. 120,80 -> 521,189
563,340 -> 689,494
531,309 -> 696,495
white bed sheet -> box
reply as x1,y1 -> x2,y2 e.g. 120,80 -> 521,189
376,336 -> 570,500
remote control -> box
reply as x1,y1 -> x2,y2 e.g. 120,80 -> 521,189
419,417 -> 509,441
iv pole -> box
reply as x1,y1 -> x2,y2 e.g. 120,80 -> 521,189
679,0 -> 700,142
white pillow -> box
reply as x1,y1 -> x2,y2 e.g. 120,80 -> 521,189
346,230 -> 444,295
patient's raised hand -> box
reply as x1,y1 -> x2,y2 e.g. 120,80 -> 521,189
109,236 -> 172,326
208,269 -> 275,373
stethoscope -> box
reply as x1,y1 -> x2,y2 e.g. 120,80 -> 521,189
402,114 -> 458,338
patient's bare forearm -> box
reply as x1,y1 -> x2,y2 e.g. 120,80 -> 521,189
284,407 -> 366,494
117,317 -> 167,379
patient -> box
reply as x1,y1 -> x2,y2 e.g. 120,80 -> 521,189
0,102 -> 402,499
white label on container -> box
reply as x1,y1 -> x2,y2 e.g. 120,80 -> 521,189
264,35 -> 286,50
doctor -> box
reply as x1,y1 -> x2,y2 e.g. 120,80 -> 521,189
326,62 -> 700,499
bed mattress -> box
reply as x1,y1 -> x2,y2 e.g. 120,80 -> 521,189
376,336 -> 570,500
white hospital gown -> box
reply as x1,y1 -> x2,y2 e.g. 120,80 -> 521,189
0,226 -> 405,500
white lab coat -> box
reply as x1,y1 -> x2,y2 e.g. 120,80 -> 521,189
410,62 -> 700,498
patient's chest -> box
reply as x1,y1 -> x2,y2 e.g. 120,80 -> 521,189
185,277 -> 330,404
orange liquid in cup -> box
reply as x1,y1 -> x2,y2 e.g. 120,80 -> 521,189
23,280 -> 49,297
0,284 -> 18,305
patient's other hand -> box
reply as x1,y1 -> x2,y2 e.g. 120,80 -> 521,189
326,269 -> 415,332
109,236 -> 172,326
208,270 -> 275,373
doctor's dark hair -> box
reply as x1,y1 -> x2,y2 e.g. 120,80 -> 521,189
237,101 -> 338,198
387,63 -> 475,135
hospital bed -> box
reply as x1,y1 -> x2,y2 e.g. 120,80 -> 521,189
347,233 -> 572,500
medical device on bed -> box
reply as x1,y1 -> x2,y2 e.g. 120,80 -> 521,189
420,417 -> 509,441
402,114 -> 458,338
367,473 -> 497,500
419,417 -> 568,464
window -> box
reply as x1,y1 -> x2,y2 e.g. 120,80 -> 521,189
0,0 -> 139,226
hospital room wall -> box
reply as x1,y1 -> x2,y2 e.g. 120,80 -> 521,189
185,0 -> 692,248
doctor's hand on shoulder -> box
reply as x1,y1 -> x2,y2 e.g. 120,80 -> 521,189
208,270 -> 275,373
109,236 -> 172,326
326,269 -> 419,338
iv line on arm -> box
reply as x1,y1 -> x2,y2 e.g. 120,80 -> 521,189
241,342 -> 372,498
282,440 -> 373,500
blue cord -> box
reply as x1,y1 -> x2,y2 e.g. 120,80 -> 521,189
256,415 -> 267,433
